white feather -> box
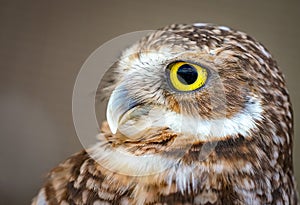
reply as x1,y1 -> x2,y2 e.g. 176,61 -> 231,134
35,188 -> 48,205
90,140 -> 178,176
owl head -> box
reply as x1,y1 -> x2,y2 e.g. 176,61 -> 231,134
95,23 -> 292,177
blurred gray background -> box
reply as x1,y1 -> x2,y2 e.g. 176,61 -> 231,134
0,0 -> 299,204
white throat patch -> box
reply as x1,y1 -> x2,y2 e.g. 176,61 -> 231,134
117,96 -> 263,141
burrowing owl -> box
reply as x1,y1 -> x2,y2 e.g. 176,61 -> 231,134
32,23 -> 298,204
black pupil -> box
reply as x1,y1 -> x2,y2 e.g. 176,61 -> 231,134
176,64 -> 198,85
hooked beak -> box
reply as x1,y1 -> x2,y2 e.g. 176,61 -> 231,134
106,84 -> 138,134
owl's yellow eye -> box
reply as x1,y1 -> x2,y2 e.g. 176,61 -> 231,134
167,61 -> 208,92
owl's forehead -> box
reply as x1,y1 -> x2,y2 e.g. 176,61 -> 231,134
137,24 -> 249,52
139,23 -> 271,58
121,24 -> 269,63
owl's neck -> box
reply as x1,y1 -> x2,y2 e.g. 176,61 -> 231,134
89,133 -> 295,204
89,130 -> 264,186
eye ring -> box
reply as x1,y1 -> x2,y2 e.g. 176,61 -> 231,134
166,61 -> 208,92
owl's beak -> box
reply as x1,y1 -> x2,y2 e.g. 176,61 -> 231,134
106,84 -> 138,134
